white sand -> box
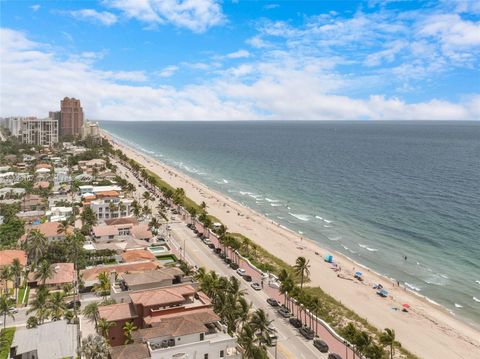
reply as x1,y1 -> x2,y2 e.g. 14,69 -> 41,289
106,132 -> 480,359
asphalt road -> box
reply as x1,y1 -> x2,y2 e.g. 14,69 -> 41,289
168,221 -> 326,359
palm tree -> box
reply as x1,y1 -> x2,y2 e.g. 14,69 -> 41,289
27,286 -> 50,324
200,201 -> 207,210
354,331 -> 372,354
238,324 -> 268,359
294,256 -> 310,289
0,294 -> 15,329
380,328 -> 397,359
0,265 -> 13,296
123,321 -> 137,344
81,334 -> 110,359
83,302 -> 100,330
98,318 -> 116,342
25,229 -> 48,267
250,308 -> 274,345
48,291 -> 67,320
57,219 -> 72,236
142,191 -> 152,207
148,217 -> 160,234
278,269 -> 295,306
34,260 -> 53,286
94,272 -> 110,299
10,258 -> 22,301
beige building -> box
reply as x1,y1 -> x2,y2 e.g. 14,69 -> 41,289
21,117 -> 58,146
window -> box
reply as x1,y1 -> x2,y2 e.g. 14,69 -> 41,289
200,333 -> 205,341
204,355 -> 208,359
220,350 -> 224,357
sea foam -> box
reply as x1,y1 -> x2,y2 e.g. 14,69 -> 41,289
289,213 -> 311,221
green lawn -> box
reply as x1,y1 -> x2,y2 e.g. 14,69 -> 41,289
0,327 -> 16,359
17,285 -> 30,305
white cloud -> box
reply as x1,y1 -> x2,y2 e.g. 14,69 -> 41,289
106,0 -> 225,32
156,65 -> 179,77
102,70 -> 148,82
30,4 -> 40,12
364,40 -> 407,67
419,14 -> 480,47
1,28 -> 479,122
246,35 -> 270,49
225,49 -> 250,59
70,9 -> 118,26
264,4 -> 279,10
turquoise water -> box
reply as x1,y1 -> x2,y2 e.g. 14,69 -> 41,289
102,120 -> 480,326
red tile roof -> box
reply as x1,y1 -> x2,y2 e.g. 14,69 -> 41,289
121,250 -> 156,263
0,250 -> 27,267
98,303 -> 137,322
129,284 -> 196,307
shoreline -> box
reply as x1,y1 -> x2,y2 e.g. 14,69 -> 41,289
103,129 -> 480,359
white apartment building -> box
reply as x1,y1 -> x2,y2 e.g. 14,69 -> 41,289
90,196 -> 133,221
21,118 -> 59,146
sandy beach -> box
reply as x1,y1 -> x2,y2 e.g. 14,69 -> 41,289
105,131 -> 480,359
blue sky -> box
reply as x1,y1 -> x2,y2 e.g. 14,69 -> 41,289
1,0 -> 479,121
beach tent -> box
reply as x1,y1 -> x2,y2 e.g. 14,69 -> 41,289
324,255 -> 333,263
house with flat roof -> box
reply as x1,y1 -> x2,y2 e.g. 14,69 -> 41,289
46,206 -> 73,222
9,320 -> 77,359
20,194 -> 47,211
113,267 -> 185,294
92,223 -> 153,242
109,308 -> 242,359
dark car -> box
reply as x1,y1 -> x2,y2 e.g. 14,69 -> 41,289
266,298 -> 279,307
193,229 -> 199,234
242,274 -> 253,282
66,300 -> 81,309
289,318 -> 302,328
219,252 -> 226,259
214,248 -> 222,254
277,307 -> 291,318
313,339 -> 329,353
224,258 -> 232,265
229,262 -> 239,270
328,354 -> 343,359
187,223 -> 193,229
208,243 -> 215,249
197,232 -> 204,238
299,326 -> 315,340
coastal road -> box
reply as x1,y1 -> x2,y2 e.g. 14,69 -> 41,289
168,221 -> 326,359
112,156 -> 325,359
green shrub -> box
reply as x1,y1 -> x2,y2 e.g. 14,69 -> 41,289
0,327 -> 16,359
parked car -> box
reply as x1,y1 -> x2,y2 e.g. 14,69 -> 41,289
208,243 -> 215,249
67,300 -> 81,309
219,252 -> 226,259
251,282 -> 261,291
229,262 -> 239,270
202,238 -> 212,245
214,248 -> 222,254
277,307 -> 291,318
299,326 -> 315,340
9,307 -> 18,314
289,318 -> 302,328
243,275 -> 253,282
266,298 -> 280,307
236,268 -> 246,276
328,354 -> 343,359
193,229 -> 199,234
313,339 -> 329,353
197,232 -> 204,238
224,258 -> 232,265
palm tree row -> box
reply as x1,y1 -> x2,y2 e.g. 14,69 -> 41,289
195,268 -> 273,358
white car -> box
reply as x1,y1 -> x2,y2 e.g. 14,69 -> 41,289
236,268 -> 246,276
251,282 -> 262,291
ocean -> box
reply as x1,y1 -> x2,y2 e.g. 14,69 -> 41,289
101,120 -> 480,326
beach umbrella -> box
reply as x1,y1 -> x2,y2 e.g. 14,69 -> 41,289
402,304 -> 410,309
